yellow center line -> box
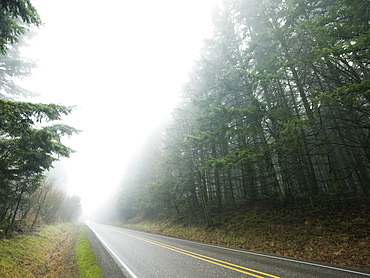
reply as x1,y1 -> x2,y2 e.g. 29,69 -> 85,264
108,227 -> 280,278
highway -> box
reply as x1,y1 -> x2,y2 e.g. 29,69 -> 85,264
87,222 -> 370,278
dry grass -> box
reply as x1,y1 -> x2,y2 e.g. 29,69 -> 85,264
0,223 -> 79,278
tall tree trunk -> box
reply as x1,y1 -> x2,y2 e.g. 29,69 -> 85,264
6,185 -> 24,235
197,169 -> 213,227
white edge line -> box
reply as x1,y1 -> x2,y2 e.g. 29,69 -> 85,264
86,223 -> 138,278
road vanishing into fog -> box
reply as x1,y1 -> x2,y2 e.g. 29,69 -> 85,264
86,222 -> 370,278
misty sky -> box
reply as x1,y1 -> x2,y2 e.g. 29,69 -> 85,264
20,0 -> 221,216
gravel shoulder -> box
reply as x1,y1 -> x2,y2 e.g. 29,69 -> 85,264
86,224 -> 128,278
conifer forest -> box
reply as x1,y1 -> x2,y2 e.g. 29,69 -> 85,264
117,0 -> 370,226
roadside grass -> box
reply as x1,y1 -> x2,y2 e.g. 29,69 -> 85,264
0,223 -> 104,278
122,196 -> 370,271
0,223 -> 78,277
76,226 -> 102,278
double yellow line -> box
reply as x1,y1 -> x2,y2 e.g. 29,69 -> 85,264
111,228 -> 280,278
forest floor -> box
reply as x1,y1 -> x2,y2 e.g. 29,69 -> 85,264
122,195 -> 370,272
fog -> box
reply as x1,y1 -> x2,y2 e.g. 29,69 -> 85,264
20,0 -> 221,219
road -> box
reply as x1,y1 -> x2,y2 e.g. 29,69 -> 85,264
86,222 -> 370,278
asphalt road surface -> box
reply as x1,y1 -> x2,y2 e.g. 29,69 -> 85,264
86,222 -> 370,278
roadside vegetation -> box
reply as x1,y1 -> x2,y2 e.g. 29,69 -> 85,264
0,223 -> 79,277
0,0 -> 80,237
76,226 -> 103,278
0,223 -> 102,278
122,195 -> 370,272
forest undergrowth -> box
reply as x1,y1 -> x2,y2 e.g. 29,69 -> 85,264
122,196 -> 370,271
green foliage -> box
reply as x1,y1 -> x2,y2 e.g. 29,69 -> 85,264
281,119 -> 314,147
0,0 -> 41,54
0,0 -> 80,236
117,0 -> 370,227
0,31 -> 37,99
0,99 -> 78,176
0,94 -> 79,236
317,79 -> 370,105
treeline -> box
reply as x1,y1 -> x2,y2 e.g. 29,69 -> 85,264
117,0 -> 370,226
0,177 -> 82,235
0,1 -> 79,236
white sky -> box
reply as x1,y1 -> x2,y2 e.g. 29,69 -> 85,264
19,0 -> 221,217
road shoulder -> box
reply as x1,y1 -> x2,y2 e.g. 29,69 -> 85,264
86,224 -> 127,278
